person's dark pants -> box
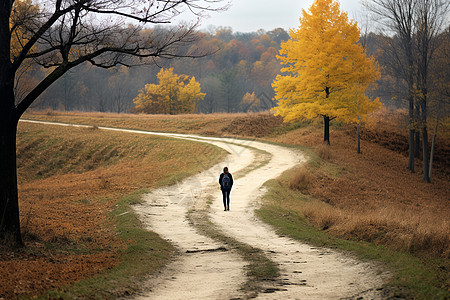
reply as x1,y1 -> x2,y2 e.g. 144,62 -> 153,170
222,190 -> 230,210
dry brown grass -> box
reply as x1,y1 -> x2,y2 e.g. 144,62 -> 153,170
24,110 -> 240,137
270,118 -> 450,258
315,143 -> 333,160
288,165 -> 314,191
1,121 -> 225,298
21,109 -> 450,259
300,200 -> 342,231
24,110 -> 287,138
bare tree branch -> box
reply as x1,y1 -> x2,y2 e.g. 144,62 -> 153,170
7,0 -> 228,118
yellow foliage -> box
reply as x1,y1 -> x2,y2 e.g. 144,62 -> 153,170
272,0 -> 381,123
242,92 -> 260,106
134,68 -> 205,114
241,92 -> 261,112
10,0 -> 38,61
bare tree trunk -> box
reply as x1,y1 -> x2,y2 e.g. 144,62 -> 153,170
357,88 -> 361,154
428,119 -> 438,180
357,122 -> 361,154
408,95 -> 415,172
421,98 -> 431,182
414,128 -> 421,158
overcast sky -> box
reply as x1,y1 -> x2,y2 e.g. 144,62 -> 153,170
183,0 -> 366,33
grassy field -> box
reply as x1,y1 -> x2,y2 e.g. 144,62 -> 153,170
8,109 -> 450,298
257,170 -> 449,299
1,121 -> 226,299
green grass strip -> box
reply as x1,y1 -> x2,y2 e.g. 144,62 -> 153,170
256,178 -> 450,300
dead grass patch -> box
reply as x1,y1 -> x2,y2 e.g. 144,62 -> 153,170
24,110 -> 285,139
222,113 -> 283,137
271,127 -> 450,258
19,110 -> 450,292
1,121 -> 225,299
315,143 -> 333,160
300,200 -> 343,231
288,165 -> 314,191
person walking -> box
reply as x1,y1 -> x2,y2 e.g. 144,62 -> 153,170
219,167 -> 233,211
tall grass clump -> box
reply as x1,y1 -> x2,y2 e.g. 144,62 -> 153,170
315,144 -> 332,160
288,165 -> 314,191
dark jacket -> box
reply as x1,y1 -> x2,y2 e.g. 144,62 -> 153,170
219,172 -> 233,191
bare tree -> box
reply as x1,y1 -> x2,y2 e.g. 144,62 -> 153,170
364,0 -> 417,171
364,0 -> 449,181
0,0 -> 227,247
414,0 -> 450,182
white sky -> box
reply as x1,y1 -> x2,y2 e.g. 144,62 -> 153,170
184,0 -> 366,33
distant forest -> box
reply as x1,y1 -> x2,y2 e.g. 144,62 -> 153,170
25,26 -> 449,114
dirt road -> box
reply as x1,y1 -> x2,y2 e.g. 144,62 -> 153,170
20,121 -> 386,299
131,133 -> 387,299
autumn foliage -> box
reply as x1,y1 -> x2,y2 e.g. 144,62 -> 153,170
273,0 -> 381,142
133,68 -> 205,114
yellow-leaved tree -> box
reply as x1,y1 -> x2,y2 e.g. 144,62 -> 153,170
241,92 -> 260,112
272,0 -> 381,144
134,68 -> 205,114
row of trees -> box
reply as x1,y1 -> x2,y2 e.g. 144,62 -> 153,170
364,0 -> 450,182
27,17 -> 449,120
29,27 -> 289,113
2,0 -> 449,247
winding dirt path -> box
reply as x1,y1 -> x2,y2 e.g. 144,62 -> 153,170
131,134 -> 386,299
21,121 -> 386,299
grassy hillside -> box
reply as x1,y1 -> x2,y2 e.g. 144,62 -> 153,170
14,109 -> 450,298
1,121 -> 226,299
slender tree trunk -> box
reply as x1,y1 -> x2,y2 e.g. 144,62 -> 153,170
408,95 -> 415,172
414,102 -> 421,158
414,130 -> 420,158
323,86 -> 331,145
429,119 -> 438,180
422,127 -> 430,182
357,122 -> 361,154
323,115 -> 330,145
357,89 -> 361,154
421,98 -> 430,182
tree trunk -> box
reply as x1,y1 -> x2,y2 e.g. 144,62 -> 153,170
323,86 -> 331,145
422,127 -> 430,182
414,102 -> 421,158
421,98 -> 430,182
0,3 -> 23,246
323,115 -> 330,145
357,122 -> 361,154
408,95 -> 415,172
0,73 -> 23,246
414,130 -> 420,158
429,119 -> 438,180
0,121 -> 22,247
